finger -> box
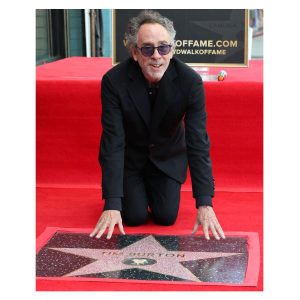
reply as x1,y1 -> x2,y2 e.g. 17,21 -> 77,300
118,220 -> 126,235
106,221 -> 117,239
96,223 -> 108,239
192,222 -> 199,235
202,223 -> 210,240
211,217 -> 225,239
90,217 -> 104,237
215,222 -> 226,239
90,227 -> 98,238
209,222 -> 220,240
90,221 -> 103,238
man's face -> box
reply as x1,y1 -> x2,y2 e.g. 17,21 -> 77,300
132,23 -> 173,84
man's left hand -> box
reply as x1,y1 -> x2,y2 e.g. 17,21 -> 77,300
192,206 -> 225,240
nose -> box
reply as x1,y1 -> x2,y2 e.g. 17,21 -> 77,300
151,48 -> 162,58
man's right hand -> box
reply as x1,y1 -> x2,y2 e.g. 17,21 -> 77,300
90,210 -> 125,239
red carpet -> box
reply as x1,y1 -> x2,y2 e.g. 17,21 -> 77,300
36,58 -> 263,291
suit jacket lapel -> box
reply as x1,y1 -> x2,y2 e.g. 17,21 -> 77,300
151,60 -> 178,131
127,61 -> 151,131
127,59 -> 178,133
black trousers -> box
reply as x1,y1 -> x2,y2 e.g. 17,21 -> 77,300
122,160 -> 181,226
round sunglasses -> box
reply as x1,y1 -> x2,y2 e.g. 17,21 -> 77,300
136,44 -> 172,57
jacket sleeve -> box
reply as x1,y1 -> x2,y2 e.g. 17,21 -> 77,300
184,76 -> 215,199
99,73 -> 125,199
104,197 -> 122,211
196,196 -> 212,208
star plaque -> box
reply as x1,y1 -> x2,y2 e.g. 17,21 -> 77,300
36,228 -> 260,286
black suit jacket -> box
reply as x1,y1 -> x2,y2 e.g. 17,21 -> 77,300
99,57 -> 214,201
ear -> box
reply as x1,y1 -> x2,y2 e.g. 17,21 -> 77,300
132,48 -> 138,61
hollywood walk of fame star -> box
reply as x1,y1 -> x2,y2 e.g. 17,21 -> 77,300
50,235 -> 242,282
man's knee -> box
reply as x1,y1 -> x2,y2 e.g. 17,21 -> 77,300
122,211 -> 148,226
152,211 -> 178,226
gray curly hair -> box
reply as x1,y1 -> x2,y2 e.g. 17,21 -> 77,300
124,10 -> 176,54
